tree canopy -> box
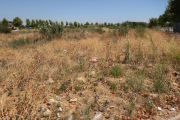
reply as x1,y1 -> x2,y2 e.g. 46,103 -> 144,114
13,17 -> 23,27
2,18 -> 9,27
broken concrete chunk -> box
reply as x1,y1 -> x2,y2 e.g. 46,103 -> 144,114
70,98 -> 77,103
77,77 -> 86,83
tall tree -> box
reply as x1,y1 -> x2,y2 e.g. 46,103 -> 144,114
104,22 -> 107,27
81,23 -> 83,27
70,22 -> 74,28
36,19 -> 39,28
91,22 -> 93,25
2,18 -> 9,27
74,21 -> 77,27
61,21 -> 64,27
78,23 -> 81,28
85,22 -> 89,26
66,21 -> 68,27
46,20 -> 49,26
167,0 -> 180,22
49,20 -> 53,26
12,17 -> 23,27
26,19 -> 31,28
95,22 -> 98,25
117,23 -> 120,27
149,18 -> 159,28
31,19 -> 36,27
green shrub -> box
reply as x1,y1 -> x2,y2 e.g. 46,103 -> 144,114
125,75 -> 144,93
110,65 -> 123,77
128,98 -> 135,116
117,26 -> 129,36
108,81 -> 117,91
8,37 -> 31,49
151,64 -> 166,93
134,25 -> 146,38
0,25 -> 11,33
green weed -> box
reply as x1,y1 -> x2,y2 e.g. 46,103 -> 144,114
110,65 -> 123,78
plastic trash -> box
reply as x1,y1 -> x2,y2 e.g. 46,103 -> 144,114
41,106 -> 45,112
90,57 -> 98,62
68,116 -> 72,120
92,112 -> 103,120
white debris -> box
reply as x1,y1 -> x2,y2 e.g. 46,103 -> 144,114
92,112 -> 103,120
157,107 -> 162,111
48,99 -> 58,105
70,98 -> 77,103
90,57 -> 98,62
58,107 -> 62,112
77,77 -> 86,83
169,108 -> 176,111
46,78 -> 54,84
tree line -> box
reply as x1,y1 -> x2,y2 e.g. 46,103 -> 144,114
149,0 -> 180,28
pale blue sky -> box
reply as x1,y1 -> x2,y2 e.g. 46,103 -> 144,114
0,0 -> 168,25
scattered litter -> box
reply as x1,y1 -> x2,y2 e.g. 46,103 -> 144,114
92,112 -> 103,120
46,78 -> 54,84
70,98 -> 77,103
90,57 -> 98,62
90,71 -> 96,77
169,108 -> 176,111
41,106 -> 45,112
58,107 -> 62,112
123,49 -> 131,53
56,96 -> 62,101
99,108 -> 105,112
95,94 -> 100,99
62,49 -> 67,53
47,99 -> 58,105
157,107 -> 162,111
44,109 -> 51,116
57,113 -> 60,117
77,77 -> 86,83
68,116 -> 72,120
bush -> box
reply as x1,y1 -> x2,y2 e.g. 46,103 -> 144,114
0,25 -> 11,33
8,37 -> 30,49
151,64 -> 166,93
134,25 -> 146,38
110,65 -> 123,77
94,27 -> 105,34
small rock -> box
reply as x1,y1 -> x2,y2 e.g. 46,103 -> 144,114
94,82 -> 98,86
157,107 -> 162,111
56,96 -> 62,101
110,106 -> 115,109
57,113 -> 60,117
92,112 -> 102,120
68,116 -> 72,120
105,115 -> 110,119
150,94 -> 158,99
95,94 -> 100,99
99,108 -> 105,112
58,107 -> 62,112
158,113 -> 163,116
41,106 -> 45,112
90,71 -> 96,77
47,99 -> 58,105
46,78 -> 54,84
44,109 -> 51,116
77,77 -> 86,83
70,98 -> 77,103
169,108 -> 176,111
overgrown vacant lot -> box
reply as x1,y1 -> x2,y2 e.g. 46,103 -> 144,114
0,28 -> 180,120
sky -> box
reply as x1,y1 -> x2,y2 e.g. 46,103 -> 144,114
0,0 -> 168,25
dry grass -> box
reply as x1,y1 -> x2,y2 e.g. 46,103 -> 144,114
0,28 -> 180,119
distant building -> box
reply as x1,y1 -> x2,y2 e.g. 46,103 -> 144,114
173,23 -> 180,32
9,21 -> 14,27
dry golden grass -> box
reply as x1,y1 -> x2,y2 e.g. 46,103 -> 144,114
0,28 -> 180,119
